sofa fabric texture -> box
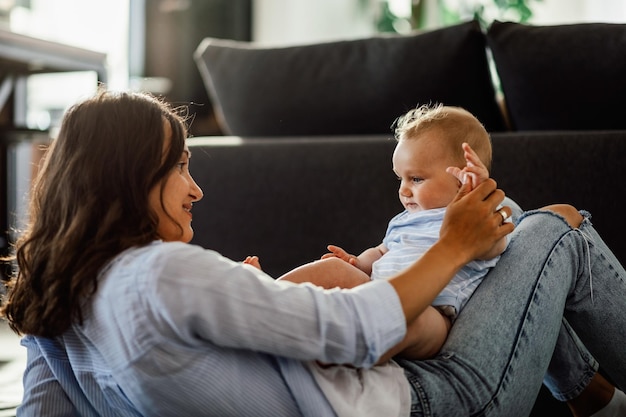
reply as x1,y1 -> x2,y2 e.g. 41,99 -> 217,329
194,20 -> 507,136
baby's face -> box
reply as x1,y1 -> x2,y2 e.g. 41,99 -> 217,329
392,134 -> 460,213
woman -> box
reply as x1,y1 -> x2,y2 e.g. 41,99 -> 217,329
2,90 -> 625,416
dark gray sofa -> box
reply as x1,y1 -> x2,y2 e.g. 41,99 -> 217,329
190,19 -> 626,417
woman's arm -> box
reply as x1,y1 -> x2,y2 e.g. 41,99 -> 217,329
148,244 -> 406,367
19,336 -> 81,416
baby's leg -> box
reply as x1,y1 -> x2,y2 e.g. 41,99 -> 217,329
277,257 -> 371,289
377,306 -> 451,364
398,307 -> 451,360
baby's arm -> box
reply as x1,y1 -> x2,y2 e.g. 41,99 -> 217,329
321,243 -> 387,276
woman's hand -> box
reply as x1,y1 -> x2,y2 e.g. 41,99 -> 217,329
441,178 -> 513,263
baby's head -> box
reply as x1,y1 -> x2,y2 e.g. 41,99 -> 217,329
394,104 -> 492,171
391,104 -> 492,212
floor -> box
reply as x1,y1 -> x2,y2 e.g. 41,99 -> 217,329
0,319 -> 24,416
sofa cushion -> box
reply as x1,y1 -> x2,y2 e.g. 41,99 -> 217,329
487,20 -> 626,131
490,130 -> 626,269
194,20 -> 506,136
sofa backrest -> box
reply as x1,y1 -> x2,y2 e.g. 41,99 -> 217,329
194,20 -> 506,136
490,131 -> 625,267
486,21 -> 626,131
195,19 -> 626,136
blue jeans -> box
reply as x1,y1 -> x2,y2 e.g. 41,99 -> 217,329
398,210 -> 626,416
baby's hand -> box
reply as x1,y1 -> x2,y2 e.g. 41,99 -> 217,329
446,142 -> 489,189
243,256 -> 262,270
321,245 -> 358,266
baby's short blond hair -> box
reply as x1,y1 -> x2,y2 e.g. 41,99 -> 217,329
394,103 -> 492,170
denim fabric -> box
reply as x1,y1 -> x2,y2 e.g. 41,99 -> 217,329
513,203 -> 598,402
399,210 -> 626,416
544,318 -> 598,401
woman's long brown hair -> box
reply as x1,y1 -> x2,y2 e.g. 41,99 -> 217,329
1,89 -> 187,337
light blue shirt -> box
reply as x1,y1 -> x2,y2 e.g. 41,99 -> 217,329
372,208 -> 500,316
18,241 -> 406,417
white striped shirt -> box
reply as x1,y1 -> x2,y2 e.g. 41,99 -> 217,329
18,241 -> 406,417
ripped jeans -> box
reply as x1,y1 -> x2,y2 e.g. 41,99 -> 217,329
398,208 -> 626,417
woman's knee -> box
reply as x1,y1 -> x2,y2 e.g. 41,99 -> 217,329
540,204 -> 583,228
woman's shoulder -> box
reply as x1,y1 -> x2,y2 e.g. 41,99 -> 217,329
96,241 -> 241,320
117,240 -> 212,264
100,241 -> 213,287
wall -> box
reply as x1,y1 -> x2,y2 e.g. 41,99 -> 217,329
533,0 -> 626,24
252,0 -> 376,44
252,0 -> 626,44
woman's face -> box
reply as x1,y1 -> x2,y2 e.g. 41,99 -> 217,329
148,123 -> 203,243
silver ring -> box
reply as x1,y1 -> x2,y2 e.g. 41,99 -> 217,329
498,208 -> 509,222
